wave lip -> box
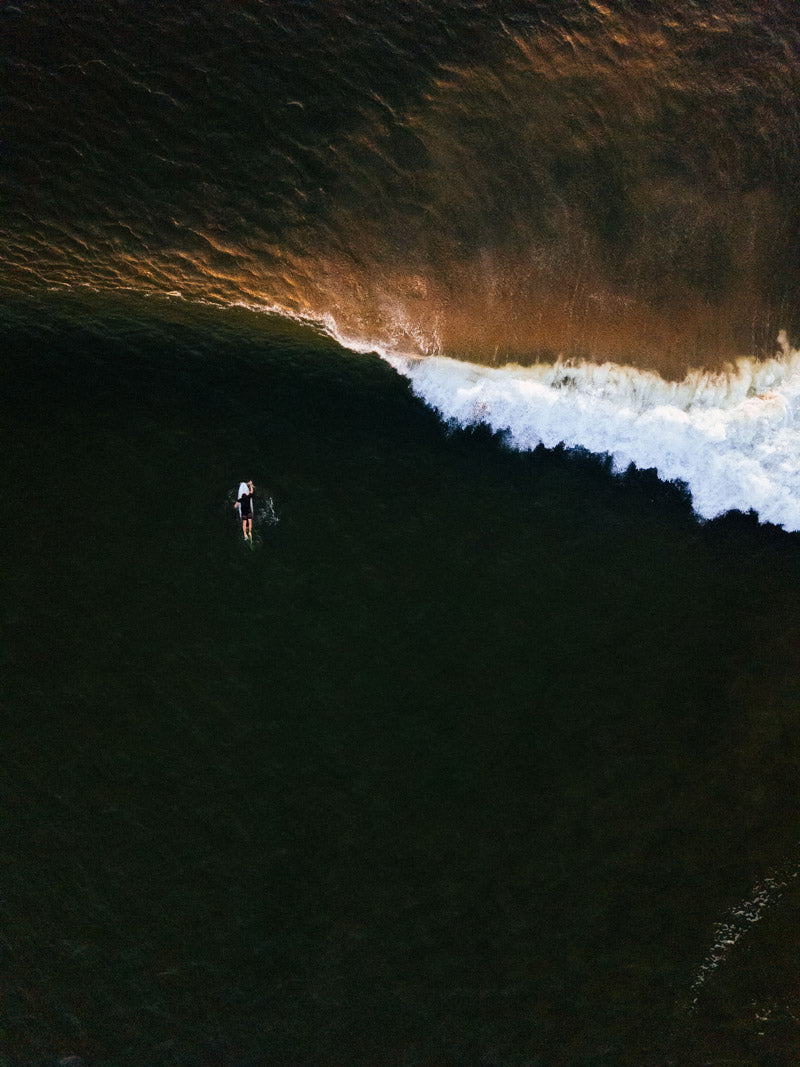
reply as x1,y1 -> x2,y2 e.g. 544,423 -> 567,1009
384,333 -> 800,532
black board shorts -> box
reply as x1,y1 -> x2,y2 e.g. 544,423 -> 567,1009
239,495 -> 253,519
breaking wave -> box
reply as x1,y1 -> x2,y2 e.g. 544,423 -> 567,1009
112,290 -> 800,534
376,331 -> 800,531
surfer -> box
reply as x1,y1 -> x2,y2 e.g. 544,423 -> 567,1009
235,480 -> 254,540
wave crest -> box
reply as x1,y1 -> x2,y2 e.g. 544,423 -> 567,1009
382,331 -> 800,531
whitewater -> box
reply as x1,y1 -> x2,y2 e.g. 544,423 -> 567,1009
305,303 -> 800,531
372,332 -> 800,534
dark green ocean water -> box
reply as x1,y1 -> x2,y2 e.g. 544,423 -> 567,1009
3,1 -> 800,1063
3,290 -> 800,1064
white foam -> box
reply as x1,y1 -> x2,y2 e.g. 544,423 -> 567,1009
689,853 -> 800,1009
379,332 -> 800,531
689,875 -> 787,1008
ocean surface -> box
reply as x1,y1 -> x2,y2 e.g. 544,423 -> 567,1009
3,1 -> 800,1063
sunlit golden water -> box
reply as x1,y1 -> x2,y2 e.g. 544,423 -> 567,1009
3,0 -> 798,379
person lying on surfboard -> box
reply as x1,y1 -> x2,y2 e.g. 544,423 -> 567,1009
235,480 -> 254,540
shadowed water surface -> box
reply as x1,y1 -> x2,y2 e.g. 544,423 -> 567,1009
2,291 -> 800,1063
